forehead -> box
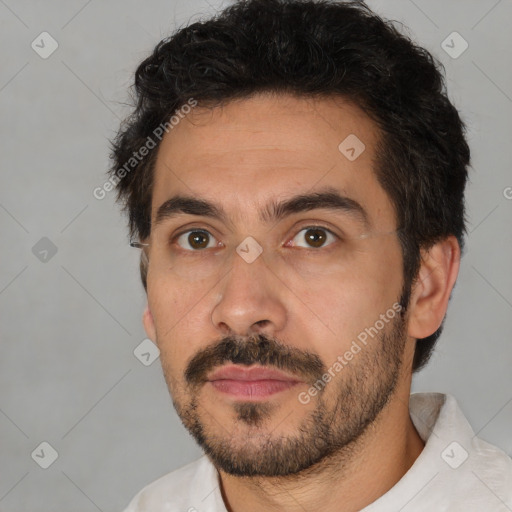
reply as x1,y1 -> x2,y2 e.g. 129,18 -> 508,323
151,93 -> 395,229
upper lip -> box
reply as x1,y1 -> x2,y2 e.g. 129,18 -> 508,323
207,365 -> 301,382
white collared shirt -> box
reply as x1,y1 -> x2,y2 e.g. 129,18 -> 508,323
123,393 -> 512,511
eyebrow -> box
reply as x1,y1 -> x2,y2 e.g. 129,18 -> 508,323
154,187 -> 370,229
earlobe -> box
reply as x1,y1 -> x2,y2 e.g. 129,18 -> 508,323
142,303 -> 157,342
407,236 -> 461,339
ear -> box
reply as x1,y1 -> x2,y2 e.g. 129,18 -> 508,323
142,303 -> 157,342
407,235 -> 461,339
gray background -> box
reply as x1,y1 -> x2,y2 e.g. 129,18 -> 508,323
0,0 -> 511,511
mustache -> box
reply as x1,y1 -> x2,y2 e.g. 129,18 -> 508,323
185,333 -> 326,386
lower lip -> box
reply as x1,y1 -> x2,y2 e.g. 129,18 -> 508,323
209,379 -> 299,399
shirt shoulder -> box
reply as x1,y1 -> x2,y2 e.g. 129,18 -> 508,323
415,436 -> 512,512
466,434 -> 512,503
368,393 -> 512,511
122,455 -> 225,512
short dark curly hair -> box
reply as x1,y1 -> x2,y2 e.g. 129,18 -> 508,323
109,0 -> 470,372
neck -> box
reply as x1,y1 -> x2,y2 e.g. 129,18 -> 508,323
217,384 -> 424,512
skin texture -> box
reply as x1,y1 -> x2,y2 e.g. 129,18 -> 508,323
141,93 -> 460,512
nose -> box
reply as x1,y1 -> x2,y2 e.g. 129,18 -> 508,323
211,247 -> 287,338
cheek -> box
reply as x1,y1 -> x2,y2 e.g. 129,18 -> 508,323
147,276 -> 212,372
352,241 -> 404,320
285,246 -> 402,359
275,272 -> 366,367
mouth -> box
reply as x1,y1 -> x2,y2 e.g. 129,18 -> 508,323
206,364 -> 302,400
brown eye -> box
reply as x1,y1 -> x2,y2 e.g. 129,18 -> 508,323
189,231 -> 209,249
176,230 -> 216,250
305,229 -> 327,247
304,228 -> 327,247
290,226 -> 335,248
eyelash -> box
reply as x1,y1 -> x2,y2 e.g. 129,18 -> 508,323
171,225 -> 339,251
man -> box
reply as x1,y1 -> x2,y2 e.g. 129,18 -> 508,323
109,0 -> 512,510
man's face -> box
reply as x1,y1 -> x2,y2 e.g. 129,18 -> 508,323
143,94 -> 411,476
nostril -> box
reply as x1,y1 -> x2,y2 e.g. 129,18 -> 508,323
253,320 -> 270,329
